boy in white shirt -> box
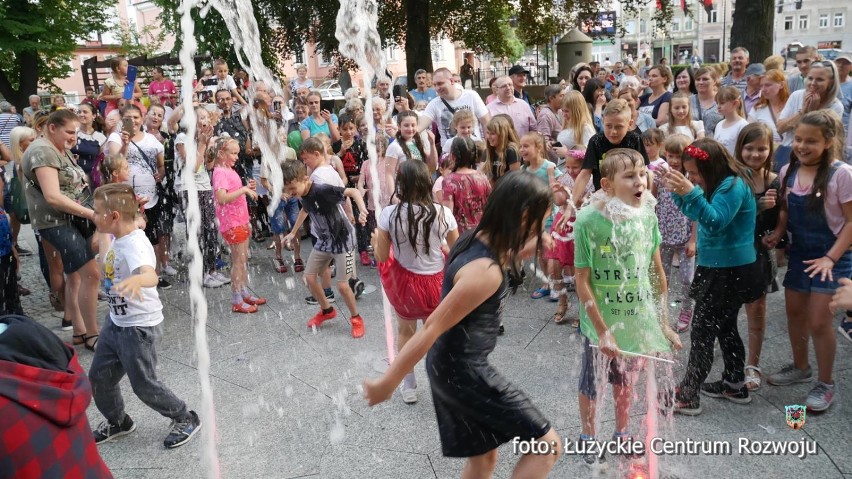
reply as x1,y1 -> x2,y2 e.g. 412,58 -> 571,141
88,183 -> 201,449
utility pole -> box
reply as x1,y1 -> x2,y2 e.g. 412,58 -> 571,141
721,0 -> 728,62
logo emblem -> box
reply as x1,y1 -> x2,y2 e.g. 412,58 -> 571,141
785,405 -> 806,429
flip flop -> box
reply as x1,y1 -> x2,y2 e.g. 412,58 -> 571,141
552,309 -> 569,324
531,287 -> 550,299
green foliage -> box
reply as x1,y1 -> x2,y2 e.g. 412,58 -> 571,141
0,0 -> 109,102
111,20 -> 166,58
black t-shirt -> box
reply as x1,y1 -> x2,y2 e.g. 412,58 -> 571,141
582,131 -> 649,190
332,138 -> 368,187
490,147 -> 519,182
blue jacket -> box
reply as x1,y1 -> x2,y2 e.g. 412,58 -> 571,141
673,176 -> 756,268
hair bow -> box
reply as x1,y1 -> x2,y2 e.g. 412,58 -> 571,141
685,144 -> 710,161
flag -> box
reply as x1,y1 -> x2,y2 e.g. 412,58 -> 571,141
682,0 -> 687,12
703,0 -> 714,14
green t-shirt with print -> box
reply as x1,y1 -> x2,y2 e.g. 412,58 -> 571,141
573,203 -> 670,355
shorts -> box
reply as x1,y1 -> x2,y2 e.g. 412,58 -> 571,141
39,223 -> 96,274
142,201 -> 162,245
578,337 -> 643,400
305,249 -> 354,282
222,224 -> 251,245
783,249 -> 852,295
378,251 -> 444,321
2,181 -> 11,211
690,262 -> 765,308
269,198 -> 300,235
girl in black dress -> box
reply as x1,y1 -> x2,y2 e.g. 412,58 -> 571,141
364,171 -> 562,478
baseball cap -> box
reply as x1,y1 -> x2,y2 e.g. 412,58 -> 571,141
508,65 -> 530,76
834,53 -> 852,65
745,63 -> 766,77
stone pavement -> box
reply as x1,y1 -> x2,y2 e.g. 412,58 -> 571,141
13,223 -> 852,479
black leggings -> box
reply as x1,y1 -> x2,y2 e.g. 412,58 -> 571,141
0,254 -> 23,315
679,298 -> 745,399
182,190 -> 219,274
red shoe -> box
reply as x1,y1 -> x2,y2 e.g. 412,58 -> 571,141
243,295 -> 267,306
307,308 -> 336,328
360,251 -> 370,266
232,302 -> 258,313
351,315 -> 365,338
294,259 -> 305,273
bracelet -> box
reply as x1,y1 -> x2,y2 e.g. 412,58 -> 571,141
825,254 -> 838,264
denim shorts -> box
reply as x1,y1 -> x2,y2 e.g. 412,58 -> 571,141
269,198 -> 300,235
39,223 -> 96,274
577,337 -> 643,400
783,249 -> 852,295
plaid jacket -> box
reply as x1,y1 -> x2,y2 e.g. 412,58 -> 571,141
0,349 -> 112,479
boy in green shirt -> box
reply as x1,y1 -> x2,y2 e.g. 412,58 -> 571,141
571,148 -> 681,466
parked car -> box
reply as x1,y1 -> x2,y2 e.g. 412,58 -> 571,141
315,80 -> 344,100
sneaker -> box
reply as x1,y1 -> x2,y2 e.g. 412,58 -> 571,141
157,278 -> 172,290
61,317 -> 73,331
664,389 -> 703,416
580,436 -> 606,467
370,258 -> 377,269
294,259 -> 305,273
273,257 -> 288,273
349,278 -> 365,299
767,364 -> 813,386
305,289 -> 335,305
232,302 -> 258,313
400,385 -> 417,404
97,290 -> 107,301
838,320 -> 852,344
805,382 -> 836,412
308,308 -> 337,328
15,244 -> 33,256
360,251 -> 370,266
93,415 -> 137,444
203,274 -> 224,288
676,308 -> 693,333
163,411 -> 202,449
212,272 -> 231,284
243,295 -> 267,306
351,314 -> 365,338
330,264 -> 336,278
163,264 -> 178,276
700,380 -> 752,404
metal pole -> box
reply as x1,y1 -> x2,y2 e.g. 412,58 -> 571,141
721,0 -> 727,61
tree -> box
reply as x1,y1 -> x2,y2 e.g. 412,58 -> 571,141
111,20 -> 167,58
729,0 -> 774,62
0,0 -> 108,111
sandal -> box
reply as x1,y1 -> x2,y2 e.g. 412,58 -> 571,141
531,287 -> 550,299
745,365 -> 761,391
72,333 -> 87,346
570,318 -> 580,328
85,335 -> 99,352
294,259 -> 305,273
552,306 -> 569,324
232,302 -> 258,313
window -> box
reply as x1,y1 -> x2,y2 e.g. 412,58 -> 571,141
672,18 -> 680,31
386,46 -> 398,62
640,19 -> 647,33
293,43 -> 305,64
710,9 -> 718,23
798,15 -> 808,29
685,17 -> 693,30
785,15 -> 794,30
315,46 -> 332,67
625,20 -> 636,35
819,14 -> 829,28
431,40 -> 443,62
834,13 -> 845,27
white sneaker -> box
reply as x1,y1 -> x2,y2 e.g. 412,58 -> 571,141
400,386 -> 417,404
212,272 -> 231,284
203,274 -> 224,288
163,264 -> 178,276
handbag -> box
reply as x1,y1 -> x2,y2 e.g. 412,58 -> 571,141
28,151 -> 96,237
10,175 -> 30,224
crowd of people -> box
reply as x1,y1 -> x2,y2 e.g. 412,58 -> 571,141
2,44 -> 852,477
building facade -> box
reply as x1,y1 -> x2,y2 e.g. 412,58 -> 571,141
772,0 -> 850,59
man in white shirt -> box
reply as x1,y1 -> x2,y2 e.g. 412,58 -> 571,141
418,68 -> 491,147
486,76 -> 536,137
722,47 -> 750,92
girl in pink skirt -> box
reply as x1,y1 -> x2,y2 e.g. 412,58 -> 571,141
372,160 -> 459,404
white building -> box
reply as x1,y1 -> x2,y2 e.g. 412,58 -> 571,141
772,0 -> 850,59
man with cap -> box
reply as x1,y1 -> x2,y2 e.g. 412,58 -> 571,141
834,53 -> 852,130
742,63 -> 766,116
509,64 -> 533,107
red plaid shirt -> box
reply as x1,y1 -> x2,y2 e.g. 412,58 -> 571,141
0,349 -> 112,479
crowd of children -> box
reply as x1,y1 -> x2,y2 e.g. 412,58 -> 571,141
4,54 -> 852,476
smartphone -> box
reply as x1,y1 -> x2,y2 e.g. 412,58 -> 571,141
392,84 -> 403,99
122,117 -> 134,133
123,65 -> 137,101
273,100 -> 282,112
552,142 -> 562,148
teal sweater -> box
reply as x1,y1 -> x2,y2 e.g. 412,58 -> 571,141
673,176 -> 756,268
